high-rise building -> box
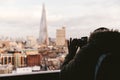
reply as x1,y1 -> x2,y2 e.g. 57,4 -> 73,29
56,27 -> 66,46
39,4 -> 49,46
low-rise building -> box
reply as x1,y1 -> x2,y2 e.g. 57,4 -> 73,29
0,64 -> 13,74
16,67 -> 32,73
27,54 -> 42,66
0,53 -> 14,65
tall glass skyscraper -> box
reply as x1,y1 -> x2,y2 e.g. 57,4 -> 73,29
39,4 -> 49,45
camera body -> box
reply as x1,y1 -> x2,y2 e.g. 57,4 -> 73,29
77,36 -> 88,47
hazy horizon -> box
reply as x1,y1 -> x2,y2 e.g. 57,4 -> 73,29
0,0 -> 120,39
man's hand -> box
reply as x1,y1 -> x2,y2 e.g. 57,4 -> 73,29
67,38 -> 79,56
60,38 -> 79,66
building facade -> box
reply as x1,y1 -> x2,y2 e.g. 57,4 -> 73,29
27,54 -> 42,66
39,4 -> 49,46
14,52 -> 27,67
56,27 -> 66,46
0,53 -> 14,65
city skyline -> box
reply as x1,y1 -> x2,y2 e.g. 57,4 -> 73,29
0,0 -> 120,39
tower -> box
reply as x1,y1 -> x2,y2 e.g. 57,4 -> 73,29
56,27 -> 66,46
39,4 -> 49,46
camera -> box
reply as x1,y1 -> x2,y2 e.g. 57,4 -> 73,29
77,36 -> 88,47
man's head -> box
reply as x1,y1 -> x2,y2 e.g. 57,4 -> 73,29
88,27 -> 120,53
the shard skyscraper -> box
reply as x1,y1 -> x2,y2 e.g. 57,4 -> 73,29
39,4 -> 49,45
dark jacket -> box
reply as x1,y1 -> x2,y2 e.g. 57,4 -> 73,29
60,31 -> 120,80
96,54 -> 120,80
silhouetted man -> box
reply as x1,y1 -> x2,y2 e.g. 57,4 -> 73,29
60,27 -> 120,80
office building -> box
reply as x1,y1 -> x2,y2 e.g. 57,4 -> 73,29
56,27 -> 66,46
39,4 -> 49,46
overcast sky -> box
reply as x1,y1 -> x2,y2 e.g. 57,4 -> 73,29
0,0 -> 120,39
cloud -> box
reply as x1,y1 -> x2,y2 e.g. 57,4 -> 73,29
0,0 -> 120,38
48,11 -> 120,38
